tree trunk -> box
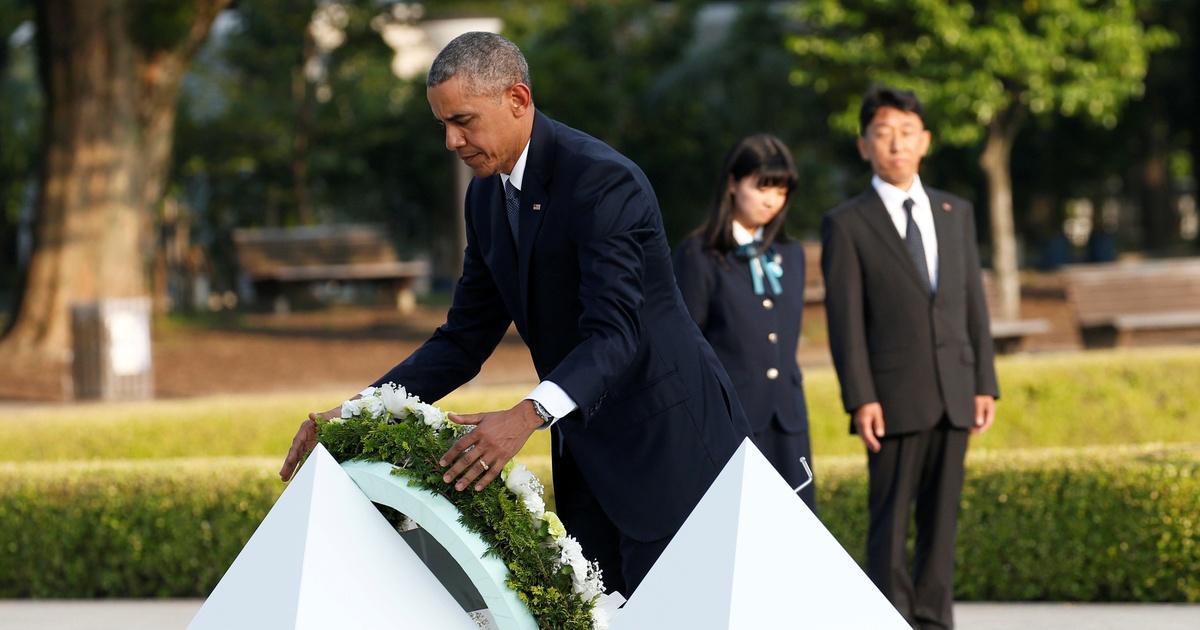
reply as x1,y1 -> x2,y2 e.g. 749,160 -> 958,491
291,26 -> 317,226
1138,90 -> 1173,252
1192,3 -> 1200,252
979,105 -> 1025,322
1,0 -> 227,360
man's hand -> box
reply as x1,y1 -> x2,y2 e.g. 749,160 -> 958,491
278,405 -> 341,482
440,400 -> 543,492
854,402 -> 886,453
972,395 -> 996,435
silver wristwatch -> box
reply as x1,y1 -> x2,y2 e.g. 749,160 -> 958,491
530,399 -> 554,428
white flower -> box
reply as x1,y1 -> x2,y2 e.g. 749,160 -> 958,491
557,536 -> 591,592
379,383 -> 414,418
522,493 -> 545,519
580,561 -> 605,601
340,398 -> 362,418
363,395 -> 388,420
414,402 -> 447,431
504,464 -> 544,500
358,386 -> 379,398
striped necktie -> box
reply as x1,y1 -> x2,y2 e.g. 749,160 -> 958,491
504,179 -> 520,244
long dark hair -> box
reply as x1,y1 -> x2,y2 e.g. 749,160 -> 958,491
696,134 -> 798,256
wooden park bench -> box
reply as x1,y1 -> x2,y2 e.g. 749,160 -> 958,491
1062,258 -> 1200,349
982,273 -> 1050,354
233,224 -> 429,314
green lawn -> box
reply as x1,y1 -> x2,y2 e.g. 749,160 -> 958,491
3,347 -> 1198,464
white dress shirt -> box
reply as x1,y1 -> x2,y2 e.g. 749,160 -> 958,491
872,174 -> 939,291
500,139 -> 576,426
731,221 -> 764,246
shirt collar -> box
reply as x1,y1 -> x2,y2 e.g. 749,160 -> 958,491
871,173 -> 929,211
731,221 -> 764,246
500,139 -> 532,191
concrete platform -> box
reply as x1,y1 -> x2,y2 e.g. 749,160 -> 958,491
0,600 -> 1196,629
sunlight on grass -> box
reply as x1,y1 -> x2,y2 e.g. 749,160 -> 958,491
3,347 -> 1198,462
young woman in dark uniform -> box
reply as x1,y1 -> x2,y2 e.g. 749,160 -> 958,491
673,134 -> 815,510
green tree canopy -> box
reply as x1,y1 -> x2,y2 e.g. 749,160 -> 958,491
788,0 -> 1174,319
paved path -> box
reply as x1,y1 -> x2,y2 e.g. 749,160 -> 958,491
0,600 -> 1197,629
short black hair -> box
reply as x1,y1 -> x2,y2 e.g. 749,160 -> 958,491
859,85 -> 925,136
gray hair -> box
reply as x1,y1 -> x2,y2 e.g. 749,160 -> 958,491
427,32 -> 531,95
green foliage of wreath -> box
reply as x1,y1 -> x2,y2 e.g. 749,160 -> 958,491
318,410 -> 597,629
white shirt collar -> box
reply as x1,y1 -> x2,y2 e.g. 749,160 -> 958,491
500,139 -> 532,191
731,221 -> 764,246
870,173 -> 940,290
871,174 -> 930,211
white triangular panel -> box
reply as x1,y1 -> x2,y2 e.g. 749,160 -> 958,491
189,444 -> 476,630
613,438 -> 908,629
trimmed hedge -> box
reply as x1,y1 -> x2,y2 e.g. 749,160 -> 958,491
0,458 -> 280,597
818,444 -> 1200,602
1,446 -> 1196,601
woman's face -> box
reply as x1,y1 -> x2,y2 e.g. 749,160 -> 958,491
729,174 -> 788,231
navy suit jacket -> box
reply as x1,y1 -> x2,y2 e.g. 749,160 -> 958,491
673,237 -> 809,434
820,186 -> 1000,435
373,111 -> 750,541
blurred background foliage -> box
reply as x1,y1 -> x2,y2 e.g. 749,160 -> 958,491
0,0 -> 1196,303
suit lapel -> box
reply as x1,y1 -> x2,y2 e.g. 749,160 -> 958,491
928,188 -> 955,304
517,112 -> 557,323
859,189 -> 931,295
483,176 -> 521,321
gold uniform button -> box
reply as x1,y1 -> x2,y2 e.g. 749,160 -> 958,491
768,332 -> 778,343
762,298 -> 774,310
766,368 -> 779,380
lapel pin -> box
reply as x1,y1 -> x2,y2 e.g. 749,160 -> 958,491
532,203 -> 542,211
941,202 -> 952,212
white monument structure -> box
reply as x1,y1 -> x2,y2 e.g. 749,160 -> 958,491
613,438 -> 910,629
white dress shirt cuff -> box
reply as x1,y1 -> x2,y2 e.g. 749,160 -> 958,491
525,381 -> 577,429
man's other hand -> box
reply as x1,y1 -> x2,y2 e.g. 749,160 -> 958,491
440,400 -> 543,492
278,405 -> 341,482
972,395 -> 996,435
854,402 -> 886,453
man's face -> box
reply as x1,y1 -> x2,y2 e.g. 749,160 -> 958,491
427,74 -> 531,177
857,106 -> 931,189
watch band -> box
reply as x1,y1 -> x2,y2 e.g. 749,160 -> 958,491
530,399 -> 554,428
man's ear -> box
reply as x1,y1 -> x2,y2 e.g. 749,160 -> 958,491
917,129 -> 932,157
856,136 -> 869,160
509,83 -> 533,117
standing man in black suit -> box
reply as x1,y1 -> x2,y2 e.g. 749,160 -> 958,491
279,32 -> 750,597
820,86 -> 999,629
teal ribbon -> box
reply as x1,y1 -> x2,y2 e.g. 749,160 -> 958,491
734,242 -> 783,296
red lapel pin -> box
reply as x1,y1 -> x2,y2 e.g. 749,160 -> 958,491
941,202 -> 952,212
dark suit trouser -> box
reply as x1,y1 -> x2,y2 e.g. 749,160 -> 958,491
752,414 -> 816,512
867,418 -> 968,630
553,443 -> 672,598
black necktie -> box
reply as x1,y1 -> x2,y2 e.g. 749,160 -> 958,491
504,179 -> 520,244
903,197 -> 932,293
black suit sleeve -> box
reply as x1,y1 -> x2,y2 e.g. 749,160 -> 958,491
371,181 -> 513,402
547,162 -> 655,419
962,204 -> 1000,398
821,213 -> 877,413
672,238 -> 715,331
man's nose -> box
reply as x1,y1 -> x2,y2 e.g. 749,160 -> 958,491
445,127 -> 466,151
